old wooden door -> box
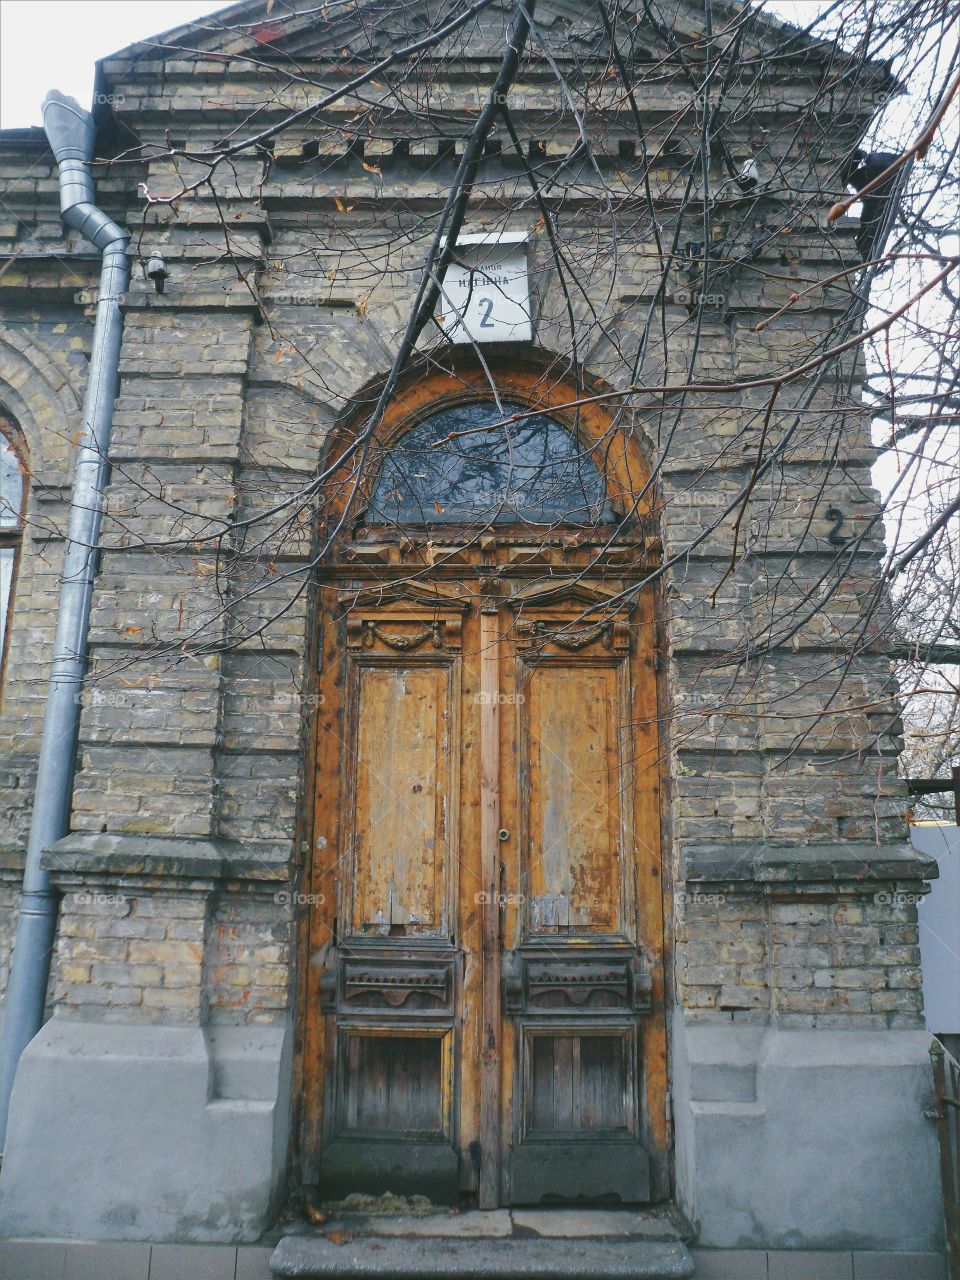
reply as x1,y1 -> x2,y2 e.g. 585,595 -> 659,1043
301,564 -> 666,1206
300,379 -> 666,1206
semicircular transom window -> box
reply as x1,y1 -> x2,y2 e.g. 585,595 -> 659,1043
366,401 -> 613,526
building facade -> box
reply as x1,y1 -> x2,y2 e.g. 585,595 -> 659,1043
0,0 -> 944,1256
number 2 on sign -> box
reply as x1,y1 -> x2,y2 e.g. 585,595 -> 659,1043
478,297 -> 495,328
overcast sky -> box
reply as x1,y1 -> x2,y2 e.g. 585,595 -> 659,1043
0,1 -> 228,128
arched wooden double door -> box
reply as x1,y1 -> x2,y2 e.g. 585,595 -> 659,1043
300,365 -> 667,1207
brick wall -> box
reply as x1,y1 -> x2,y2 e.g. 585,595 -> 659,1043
677,891 -> 924,1028
49,876 -> 293,1025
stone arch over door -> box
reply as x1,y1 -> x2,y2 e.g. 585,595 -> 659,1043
296,352 -> 671,1208
315,351 -> 657,537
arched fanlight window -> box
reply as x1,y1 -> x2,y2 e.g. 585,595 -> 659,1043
366,400 -> 614,526
0,415 -> 28,695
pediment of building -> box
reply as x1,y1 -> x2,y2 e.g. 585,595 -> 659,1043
100,0 -> 815,75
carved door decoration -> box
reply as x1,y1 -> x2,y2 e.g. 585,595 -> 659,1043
303,573 -> 666,1206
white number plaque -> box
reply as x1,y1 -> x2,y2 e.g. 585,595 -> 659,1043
437,232 -> 532,344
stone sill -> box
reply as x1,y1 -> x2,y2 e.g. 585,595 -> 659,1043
41,832 -> 291,882
683,841 -> 937,888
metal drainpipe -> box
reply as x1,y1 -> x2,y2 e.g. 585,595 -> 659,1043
0,91 -> 130,1149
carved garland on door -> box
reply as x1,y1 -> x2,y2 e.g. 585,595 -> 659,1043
520,619 -> 613,651
515,617 -> 631,653
345,616 -> 463,651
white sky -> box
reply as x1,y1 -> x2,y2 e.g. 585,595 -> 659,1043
0,1 -> 228,128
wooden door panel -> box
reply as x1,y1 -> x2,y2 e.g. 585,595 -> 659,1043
525,662 -> 623,932
343,1033 -> 445,1134
307,598 -> 468,1203
350,661 -> 452,933
529,1032 -> 629,1132
501,602 -> 658,1204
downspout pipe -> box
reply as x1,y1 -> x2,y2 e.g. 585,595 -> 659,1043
0,91 -> 130,1149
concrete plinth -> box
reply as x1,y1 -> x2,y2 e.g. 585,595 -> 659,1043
671,1010 -> 944,1250
0,1017 -> 292,1242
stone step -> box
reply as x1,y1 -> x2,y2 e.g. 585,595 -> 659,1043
269,1235 -> 695,1278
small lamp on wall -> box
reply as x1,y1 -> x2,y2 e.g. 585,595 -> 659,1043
146,255 -> 168,294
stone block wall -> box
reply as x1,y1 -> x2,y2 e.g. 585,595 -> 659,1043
205,890 -> 293,1025
0,309 -> 93,767
44,852 -> 294,1027
0,870 -> 21,1014
0,146 -> 101,1007
52,882 -> 208,1023
677,891 -> 924,1028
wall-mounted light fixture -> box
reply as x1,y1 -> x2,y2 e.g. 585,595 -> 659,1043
146,255 -> 168,294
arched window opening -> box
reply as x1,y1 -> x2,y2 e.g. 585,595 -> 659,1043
0,415 -> 28,696
366,400 -> 614,527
